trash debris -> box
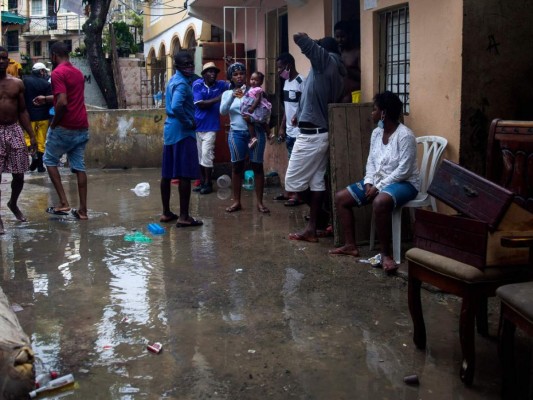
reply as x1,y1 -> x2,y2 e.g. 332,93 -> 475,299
216,174 -> 231,189
243,170 -> 254,191
147,342 -> 162,354
247,349 -> 256,354
403,374 -> 420,385
11,303 -> 24,313
131,182 -> 150,197
235,268 -> 243,273
124,232 -> 152,243
35,370 -> 59,388
147,223 -> 165,235
359,253 -> 382,267
29,373 -> 75,398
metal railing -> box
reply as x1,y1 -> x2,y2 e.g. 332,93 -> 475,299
26,14 -> 87,34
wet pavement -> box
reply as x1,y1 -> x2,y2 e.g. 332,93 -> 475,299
0,168 -> 526,399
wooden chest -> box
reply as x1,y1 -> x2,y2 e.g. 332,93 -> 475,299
414,160 -> 533,269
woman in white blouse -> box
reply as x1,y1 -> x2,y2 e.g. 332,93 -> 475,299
329,91 -> 419,273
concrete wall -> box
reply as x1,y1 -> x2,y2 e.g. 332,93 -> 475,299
86,109 -> 165,169
360,0 -> 463,163
460,0 -> 533,174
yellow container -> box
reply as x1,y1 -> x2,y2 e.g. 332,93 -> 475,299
351,90 -> 361,104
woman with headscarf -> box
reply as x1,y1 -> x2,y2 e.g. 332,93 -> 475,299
220,63 -> 269,213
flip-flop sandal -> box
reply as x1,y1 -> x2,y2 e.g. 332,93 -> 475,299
46,206 -> 69,216
257,206 -> 270,213
273,194 -> 289,201
176,219 -> 203,228
288,232 -> 319,243
160,212 -> 178,223
226,204 -> 242,213
71,209 -> 88,220
284,198 -> 304,207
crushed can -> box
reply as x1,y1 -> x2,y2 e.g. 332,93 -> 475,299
147,342 -> 163,354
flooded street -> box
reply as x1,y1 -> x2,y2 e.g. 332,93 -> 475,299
0,168 -> 515,399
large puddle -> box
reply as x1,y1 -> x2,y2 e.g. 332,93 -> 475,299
0,169 -> 515,398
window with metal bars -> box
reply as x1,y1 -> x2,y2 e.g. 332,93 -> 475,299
379,6 -> 410,114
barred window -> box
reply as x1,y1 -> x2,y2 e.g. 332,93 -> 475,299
379,6 -> 410,113
31,0 -> 44,15
6,31 -> 19,53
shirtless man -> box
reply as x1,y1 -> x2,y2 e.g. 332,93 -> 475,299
334,21 -> 361,103
0,46 -> 37,234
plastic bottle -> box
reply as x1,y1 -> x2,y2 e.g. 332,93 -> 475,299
217,174 -> 231,189
35,370 -> 59,388
147,223 -> 165,235
29,374 -> 75,398
243,170 -> 255,191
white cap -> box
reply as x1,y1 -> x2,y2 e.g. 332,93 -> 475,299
32,62 -> 50,72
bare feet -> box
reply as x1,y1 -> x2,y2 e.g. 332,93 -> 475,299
382,255 -> 399,274
0,218 -> 4,235
328,245 -> 360,257
7,201 -> 27,222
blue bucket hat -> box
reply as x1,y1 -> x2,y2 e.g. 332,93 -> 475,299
226,62 -> 246,81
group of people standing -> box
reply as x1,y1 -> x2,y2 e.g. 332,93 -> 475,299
160,30 -> 420,273
1,29 -> 420,273
0,42 -> 90,234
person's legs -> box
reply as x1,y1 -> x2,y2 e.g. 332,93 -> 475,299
194,132 -> 205,191
247,122 -> 258,149
251,162 -> 268,213
74,171 -> 88,219
177,178 -> 191,221
227,160 -> 244,212
7,173 -> 27,222
226,130 -> 248,212
46,165 -> 70,210
160,177 -> 175,220
328,188 -> 360,256
373,192 -> 395,270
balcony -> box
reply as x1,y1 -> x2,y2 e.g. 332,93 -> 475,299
22,14 -> 87,36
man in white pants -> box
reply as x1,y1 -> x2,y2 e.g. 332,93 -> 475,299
192,62 -> 229,194
285,33 -> 345,243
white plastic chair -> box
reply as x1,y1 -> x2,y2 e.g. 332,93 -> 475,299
369,135 -> 448,264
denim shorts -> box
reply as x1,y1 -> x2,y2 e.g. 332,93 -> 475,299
44,126 -> 89,172
347,179 -> 418,208
228,126 -> 266,164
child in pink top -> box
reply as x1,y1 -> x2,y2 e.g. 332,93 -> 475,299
241,71 -> 272,148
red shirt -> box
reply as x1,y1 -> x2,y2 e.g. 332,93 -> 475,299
52,61 -> 89,130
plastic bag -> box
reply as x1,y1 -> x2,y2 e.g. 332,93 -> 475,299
131,182 -> 150,197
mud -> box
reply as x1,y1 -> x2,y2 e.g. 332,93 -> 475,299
0,168 -> 529,399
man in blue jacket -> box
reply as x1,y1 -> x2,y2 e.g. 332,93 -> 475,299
286,33 -> 345,243
159,51 -> 203,227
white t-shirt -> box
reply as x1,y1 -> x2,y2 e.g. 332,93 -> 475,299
283,74 -> 305,138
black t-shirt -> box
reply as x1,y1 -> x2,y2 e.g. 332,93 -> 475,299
23,73 -> 52,121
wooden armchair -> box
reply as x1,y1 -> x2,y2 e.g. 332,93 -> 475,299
406,119 -> 533,385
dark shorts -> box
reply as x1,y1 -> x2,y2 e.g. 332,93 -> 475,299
162,136 -> 201,180
0,123 -> 30,174
347,179 -> 418,208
